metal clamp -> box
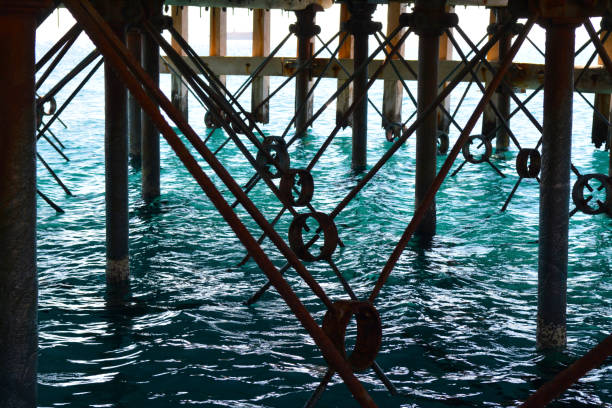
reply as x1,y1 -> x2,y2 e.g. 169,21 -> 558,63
288,212 -> 338,262
462,135 -> 492,164
280,169 -> 314,207
437,130 -> 449,155
399,10 -> 458,36
255,136 -> 290,179
516,148 -> 541,179
572,174 -> 611,215
204,110 -> 228,129
322,300 -> 382,372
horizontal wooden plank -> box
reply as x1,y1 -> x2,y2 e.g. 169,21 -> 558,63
160,56 -> 612,94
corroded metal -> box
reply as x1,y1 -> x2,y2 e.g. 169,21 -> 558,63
0,3 -> 51,407
537,20 -> 576,351
63,1 -> 377,404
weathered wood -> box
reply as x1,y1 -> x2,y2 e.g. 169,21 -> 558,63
482,9 -> 499,140
437,5 -> 454,134
171,5 -> 189,120
382,2 -> 406,140
165,0 -> 333,11
592,29 -> 612,151
336,3 -> 353,128
163,0 -> 505,9
160,56 -> 612,94
251,8 -> 270,123
210,7 -> 227,87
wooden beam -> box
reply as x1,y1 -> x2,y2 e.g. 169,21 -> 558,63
210,7 -> 227,87
251,9 -> 270,123
159,56 -> 612,94
336,3 -> 353,128
171,5 -> 189,120
482,8 -> 499,140
437,5 -> 454,135
592,29 -> 612,153
382,2 -> 406,140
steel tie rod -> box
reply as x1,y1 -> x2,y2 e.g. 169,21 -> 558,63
367,17 -> 536,304
64,1 -> 378,404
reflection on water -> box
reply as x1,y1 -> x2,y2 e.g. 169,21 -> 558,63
36,34 -> 611,408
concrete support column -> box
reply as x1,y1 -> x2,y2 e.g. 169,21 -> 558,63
382,2 -> 406,140
127,29 -> 142,168
103,2 -> 129,284
141,0 -> 162,202
210,7 -> 227,88
345,1 -> 379,171
292,5 -> 320,138
252,9 -> 270,124
537,21 -> 576,350
414,0 -> 445,239
336,3 -> 353,128
0,3 -> 49,406
171,5 -> 189,121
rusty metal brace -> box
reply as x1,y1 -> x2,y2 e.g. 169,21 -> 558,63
63,2 -> 378,405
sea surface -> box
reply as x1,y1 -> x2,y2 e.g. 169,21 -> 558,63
35,9 -> 611,408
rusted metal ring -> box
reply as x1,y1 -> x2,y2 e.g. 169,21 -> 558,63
516,148 -> 541,179
231,112 -> 256,135
204,110 -> 228,128
255,136 -> 290,179
437,130 -> 449,155
288,212 -> 338,262
322,300 -> 382,373
572,174 -> 612,215
279,169 -> 314,207
42,97 -> 57,116
462,135 -> 492,164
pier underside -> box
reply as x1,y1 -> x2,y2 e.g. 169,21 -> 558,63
1,0 -> 611,406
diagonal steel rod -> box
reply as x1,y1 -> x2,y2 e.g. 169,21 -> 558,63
37,189 -> 65,213
38,49 -> 100,105
446,28 -> 522,150
36,23 -> 82,73
280,32 -> 350,140
64,1 -> 377,404
328,17 -> 519,222
35,25 -> 82,91
367,17 -> 536,304
37,152 -> 72,196
150,23 -> 332,239
37,56 -> 103,142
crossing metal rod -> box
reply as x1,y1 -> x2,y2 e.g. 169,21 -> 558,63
238,27 -> 410,271
445,29 -> 522,150
37,152 -> 72,196
148,23 -> 326,227
328,17 -> 517,221
166,24 -> 269,139
37,189 -> 64,213
69,0 -> 338,317
520,333 -> 612,408
63,2 -> 377,405
35,23 -> 81,72
35,24 -> 81,90
280,32 -> 350,140
38,49 -> 100,104
368,17 -> 535,304
305,29 -> 412,173
36,56 -> 103,142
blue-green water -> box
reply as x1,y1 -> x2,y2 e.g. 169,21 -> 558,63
35,22 -> 611,408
